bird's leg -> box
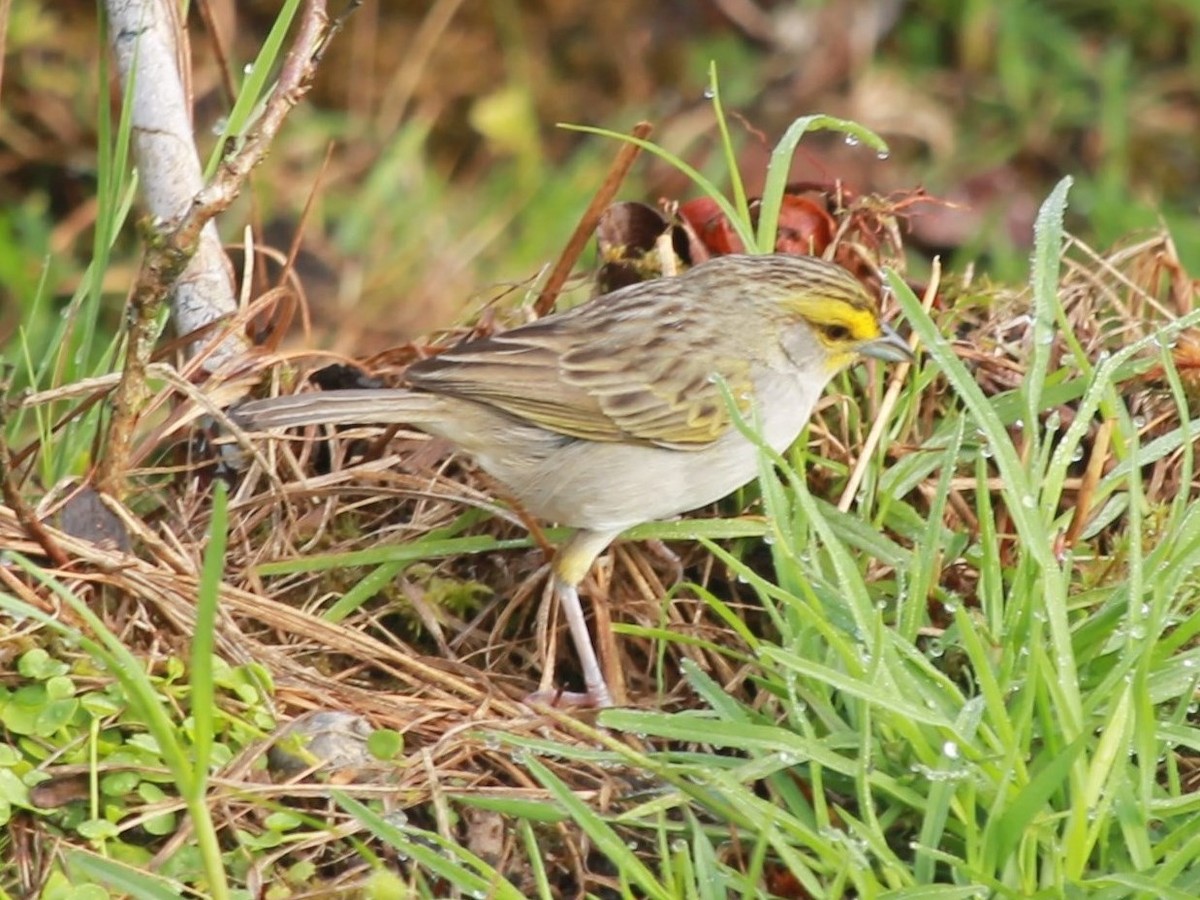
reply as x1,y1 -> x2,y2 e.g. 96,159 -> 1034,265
552,578 -> 612,707
527,528 -> 621,709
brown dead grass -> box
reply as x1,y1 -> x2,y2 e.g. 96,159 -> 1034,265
3,225 -> 1196,892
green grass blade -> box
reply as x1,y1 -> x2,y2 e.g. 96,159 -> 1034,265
65,850 -> 186,899
191,482 -> 228,785
756,116 -> 887,251
889,272 -> 1082,739
1023,175 -> 1073,451
982,734 -> 1087,874
705,63 -> 751,239
561,123 -> 757,250
524,757 -> 675,900
1,556 -> 230,899
335,792 -> 525,899
205,0 -> 303,178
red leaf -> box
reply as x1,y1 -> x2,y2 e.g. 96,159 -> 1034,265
679,197 -> 744,255
773,195 -> 835,256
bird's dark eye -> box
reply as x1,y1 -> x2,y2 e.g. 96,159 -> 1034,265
823,324 -> 852,342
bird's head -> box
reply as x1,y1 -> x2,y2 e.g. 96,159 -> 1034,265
747,253 -> 912,373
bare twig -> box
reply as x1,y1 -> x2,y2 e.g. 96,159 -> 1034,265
98,0 -> 352,496
534,121 -> 653,316
1065,418 -> 1114,550
0,0 -> 11,99
182,2 -> 346,247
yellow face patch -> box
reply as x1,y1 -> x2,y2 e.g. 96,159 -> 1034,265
781,294 -> 883,372
785,296 -> 881,341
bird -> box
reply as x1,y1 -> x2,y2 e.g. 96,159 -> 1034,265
233,253 -> 912,708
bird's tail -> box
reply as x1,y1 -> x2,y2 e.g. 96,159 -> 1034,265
233,389 -> 443,430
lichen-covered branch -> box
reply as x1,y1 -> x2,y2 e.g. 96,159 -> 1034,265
106,0 -> 242,367
97,0 -> 347,496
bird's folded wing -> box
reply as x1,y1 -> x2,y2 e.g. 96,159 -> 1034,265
406,317 -> 751,448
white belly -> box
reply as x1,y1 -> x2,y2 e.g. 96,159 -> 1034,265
489,368 -> 828,531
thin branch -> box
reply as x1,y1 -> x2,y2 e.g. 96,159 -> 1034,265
98,0 -> 353,496
534,121 -> 653,316
182,2 -> 344,245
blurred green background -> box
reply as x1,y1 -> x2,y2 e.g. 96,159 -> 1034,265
2,0 -> 1197,357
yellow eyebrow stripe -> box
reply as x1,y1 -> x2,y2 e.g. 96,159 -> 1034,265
783,296 -> 883,342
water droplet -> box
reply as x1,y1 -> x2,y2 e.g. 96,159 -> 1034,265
243,62 -> 255,75
1133,416 -> 1146,429
943,741 -> 959,759
211,116 -> 229,135
844,134 -> 861,147
702,87 -> 715,100
1045,411 -> 1061,432
1013,419 -> 1025,431
1021,495 -> 1037,509
1070,445 -> 1085,462
876,149 -> 890,160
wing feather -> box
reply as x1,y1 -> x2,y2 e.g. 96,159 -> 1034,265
405,284 -> 748,448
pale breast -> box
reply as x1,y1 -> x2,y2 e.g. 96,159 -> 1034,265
502,366 -> 830,531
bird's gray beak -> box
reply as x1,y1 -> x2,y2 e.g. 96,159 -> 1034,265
859,323 -> 914,363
